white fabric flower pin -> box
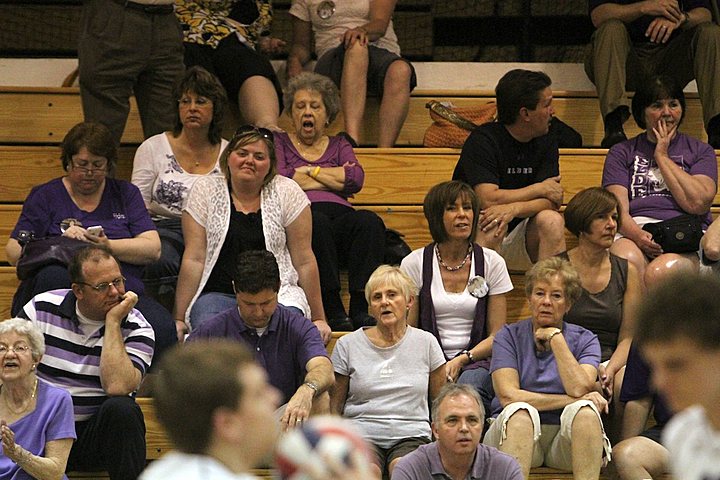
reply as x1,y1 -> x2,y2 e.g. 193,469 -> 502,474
468,275 -> 489,298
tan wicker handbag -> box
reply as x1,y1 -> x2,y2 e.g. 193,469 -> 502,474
423,100 -> 497,148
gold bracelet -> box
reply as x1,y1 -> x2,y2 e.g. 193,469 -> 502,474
310,166 -> 321,179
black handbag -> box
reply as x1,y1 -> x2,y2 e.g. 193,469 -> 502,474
642,214 -> 704,253
384,229 -> 412,265
16,236 -> 88,280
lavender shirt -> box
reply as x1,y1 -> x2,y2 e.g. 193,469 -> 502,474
11,177 -> 157,294
490,319 -> 600,424
187,304 -> 328,404
602,133 -> 718,228
0,379 -> 76,480
392,442 -> 523,480
274,132 -> 364,207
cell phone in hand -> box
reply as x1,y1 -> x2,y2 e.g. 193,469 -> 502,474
86,225 -> 104,236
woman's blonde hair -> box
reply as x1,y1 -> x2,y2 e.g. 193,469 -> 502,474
364,265 -> 418,304
524,256 -> 583,307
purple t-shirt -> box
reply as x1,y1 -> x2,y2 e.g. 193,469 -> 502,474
620,342 -> 673,427
11,177 -> 156,294
0,379 -> 76,480
490,319 -> 600,424
392,442 -> 523,480
274,132 -> 364,207
187,304 -> 328,404
602,133 -> 718,228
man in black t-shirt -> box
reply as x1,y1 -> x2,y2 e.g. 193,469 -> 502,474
453,69 -> 565,272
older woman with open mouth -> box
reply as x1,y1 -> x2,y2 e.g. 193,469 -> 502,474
275,72 -> 386,331
0,318 -> 75,480
330,265 -> 446,478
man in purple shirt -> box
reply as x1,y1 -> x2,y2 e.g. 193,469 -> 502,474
392,383 -> 522,480
187,249 -> 333,431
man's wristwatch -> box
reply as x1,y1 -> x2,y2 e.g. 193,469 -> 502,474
462,349 -> 474,363
682,11 -> 690,27
304,381 -> 319,397
547,328 -> 562,343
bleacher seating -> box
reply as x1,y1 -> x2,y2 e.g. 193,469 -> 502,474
0,82 -> 688,480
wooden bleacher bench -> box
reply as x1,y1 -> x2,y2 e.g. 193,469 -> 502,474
3,146 -> 720,321
0,86 -> 710,148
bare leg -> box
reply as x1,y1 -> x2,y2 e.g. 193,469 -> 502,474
613,436 -> 669,480
238,75 -> 280,130
340,42 -> 369,144
610,238 -> 649,291
499,409 -> 535,479
377,60 -> 412,147
570,406 -> 604,480
525,210 -> 566,263
644,253 -> 698,290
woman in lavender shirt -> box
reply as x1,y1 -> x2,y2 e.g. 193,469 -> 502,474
601,75 -> 718,288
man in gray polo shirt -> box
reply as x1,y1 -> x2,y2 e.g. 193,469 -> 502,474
392,384 -> 522,480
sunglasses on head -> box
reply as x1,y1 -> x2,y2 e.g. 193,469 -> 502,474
233,125 -> 274,141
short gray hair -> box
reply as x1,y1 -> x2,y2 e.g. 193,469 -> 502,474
0,318 -> 46,361
431,383 -> 485,422
364,265 -> 418,305
284,72 -> 341,124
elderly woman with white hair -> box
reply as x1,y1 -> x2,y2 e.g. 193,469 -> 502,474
0,318 -> 75,479
483,257 -> 611,479
330,265 -> 446,478
275,72 -> 386,331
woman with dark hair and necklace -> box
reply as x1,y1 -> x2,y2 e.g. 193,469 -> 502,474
400,180 -> 513,415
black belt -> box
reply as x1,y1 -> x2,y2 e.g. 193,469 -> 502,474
111,0 -> 174,14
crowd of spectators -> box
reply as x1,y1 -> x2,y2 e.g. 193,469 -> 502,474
3,1 -> 720,479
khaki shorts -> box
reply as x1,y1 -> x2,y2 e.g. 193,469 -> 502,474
483,400 -> 612,471
500,218 -> 533,272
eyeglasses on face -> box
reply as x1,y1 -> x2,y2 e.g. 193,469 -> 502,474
178,96 -> 212,108
71,161 -> 108,175
232,125 -> 274,142
0,344 -> 31,355
76,276 -> 126,293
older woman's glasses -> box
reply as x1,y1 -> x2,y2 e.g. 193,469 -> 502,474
233,125 -> 274,141
76,276 -> 126,293
0,344 -> 31,355
71,161 -> 107,175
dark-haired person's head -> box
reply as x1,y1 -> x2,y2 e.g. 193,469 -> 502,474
495,69 -> 552,126
154,340 -> 280,459
631,75 -> 686,130
232,250 -> 281,328
172,66 -> 228,144
61,122 -> 118,176
564,187 -> 622,238
635,273 -> 720,413
423,181 -> 480,243
69,246 -> 127,321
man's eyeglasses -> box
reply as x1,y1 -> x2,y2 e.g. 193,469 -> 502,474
0,344 -> 31,355
233,125 -> 274,142
71,162 -> 107,175
76,276 -> 126,293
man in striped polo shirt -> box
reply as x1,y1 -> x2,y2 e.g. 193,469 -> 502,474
18,246 -> 155,480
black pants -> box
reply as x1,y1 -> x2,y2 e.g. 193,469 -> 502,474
311,202 -> 385,319
69,396 -> 146,480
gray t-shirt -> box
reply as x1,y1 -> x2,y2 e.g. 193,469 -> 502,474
332,327 -> 446,448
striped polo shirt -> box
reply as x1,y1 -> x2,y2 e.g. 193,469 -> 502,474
19,289 -> 155,421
